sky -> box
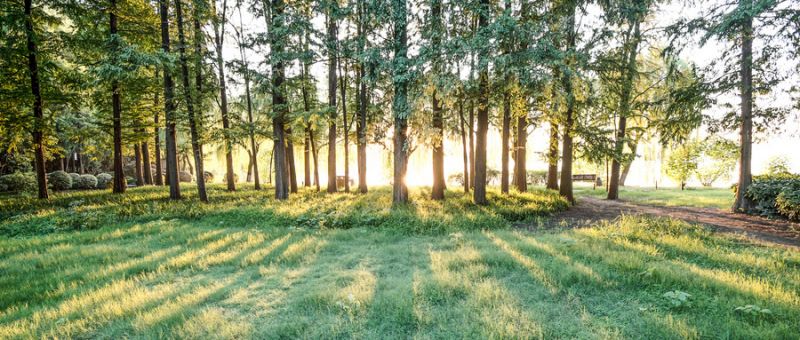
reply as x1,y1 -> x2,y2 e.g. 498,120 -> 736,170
202,0 -> 798,188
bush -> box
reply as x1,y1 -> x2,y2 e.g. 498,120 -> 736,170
96,173 -> 113,189
47,171 -> 73,191
745,174 -> 800,217
203,171 -> 214,183
126,176 -> 137,186
222,172 -> 239,183
526,170 -> 548,186
179,171 -> 193,183
68,173 -> 81,185
776,189 -> 800,221
75,174 -> 98,190
448,173 -> 465,186
0,172 -> 37,193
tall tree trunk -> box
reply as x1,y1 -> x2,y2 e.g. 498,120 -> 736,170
24,0 -> 48,199
213,0 -> 235,191
110,0 -> 126,194
141,134 -> 153,185
514,113 -> 527,192
559,4 -> 577,204
356,2 -> 368,194
500,91 -> 510,194
392,0 -> 409,204
304,127 -> 311,187
608,21 -> 641,200
287,131 -> 298,193
459,99 -> 470,193
153,85 -> 164,186
619,140 -> 637,186
468,99 -> 475,189
733,0 -> 754,212
246,150 -> 253,182
134,143 -> 145,186
340,61 -> 350,192
160,0 -> 180,199
176,0 -> 207,201
271,0 -> 288,199
430,0 -> 444,200
473,0 -> 490,205
236,8 -> 259,190
310,128 -> 320,191
326,11 -> 338,193
546,122 -> 559,190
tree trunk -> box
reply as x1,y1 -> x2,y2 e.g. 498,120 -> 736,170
304,127 -> 311,187
558,4 -> 577,204
392,0 -> 409,204
246,150 -> 253,182
287,132 -> 298,193
326,12 -> 338,193
176,0 -> 207,202
153,86 -> 164,186
468,99 -> 475,189
141,136 -> 153,185
619,140 -> 637,187
514,113 -> 527,192
134,143 -> 145,186
459,99 -> 470,193
110,0 -> 126,194
430,0 -> 444,200
271,0 -> 288,199
24,0 -> 48,199
159,0 -> 180,199
608,21 -> 641,200
500,91 -> 510,194
546,122 -> 559,190
356,2 -> 368,194
310,128 -> 320,191
733,0 -> 754,212
473,0 -> 490,205
213,0 -> 235,191
340,61 -> 350,192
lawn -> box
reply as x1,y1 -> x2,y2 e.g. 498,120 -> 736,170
574,185 -> 734,210
1,186 -> 798,339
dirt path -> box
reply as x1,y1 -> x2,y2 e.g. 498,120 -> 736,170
541,197 -> 800,249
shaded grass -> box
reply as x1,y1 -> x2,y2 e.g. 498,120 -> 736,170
574,185 -> 734,209
0,187 -> 798,338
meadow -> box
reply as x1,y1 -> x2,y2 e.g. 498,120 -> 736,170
574,186 -> 734,210
0,185 -> 798,339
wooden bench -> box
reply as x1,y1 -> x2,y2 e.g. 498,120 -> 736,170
572,174 -> 598,189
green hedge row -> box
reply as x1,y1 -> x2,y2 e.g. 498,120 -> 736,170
745,174 -> 800,220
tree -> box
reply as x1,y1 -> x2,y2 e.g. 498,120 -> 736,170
696,137 -> 738,186
212,0 -> 236,191
109,0 -> 126,194
391,0 -> 409,204
472,0 -> 491,205
160,0 -> 181,199
557,1 -> 578,204
665,140 -> 702,190
270,0 -> 289,200
23,0 -> 48,199
326,2 -> 338,194
766,155 -> 791,175
428,0 -> 445,200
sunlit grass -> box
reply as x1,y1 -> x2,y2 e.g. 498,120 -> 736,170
574,185 -> 734,209
0,186 -> 798,338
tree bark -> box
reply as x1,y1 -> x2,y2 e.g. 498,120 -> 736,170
608,21 -> 641,200
340,60 -> 350,192
141,136 -> 153,185
110,0 -> 126,194
546,122 -> 559,190
326,11 -> 338,193
459,99 -> 470,193
153,86 -> 164,186
175,0 -> 207,202
24,0 -> 48,199
468,99 -> 475,189
304,127 -> 311,187
159,0 -> 180,199
619,140 -> 637,187
213,0 -> 235,191
500,91 -> 511,194
134,143 -> 145,186
473,0 -> 490,205
310,128 -> 320,191
430,0 -> 444,200
558,4 -> 577,204
287,131 -> 298,193
733,0 -> 754,212
514,113 -> 527,192
356,2 -> 368,194
392,0 -> 409,204
270,0 -> 288,199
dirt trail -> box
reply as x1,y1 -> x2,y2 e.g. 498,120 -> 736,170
542,197 -> 800,249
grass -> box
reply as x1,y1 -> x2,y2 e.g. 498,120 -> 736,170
574,185 -> 734,210
1,185 -> 798,339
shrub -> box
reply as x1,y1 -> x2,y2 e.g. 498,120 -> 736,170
203,171 -> 214,183
96,173 -> 113,189
448,173 -> 465,186
526,170 -> 548,186
776,189 -> 800,221
179,171 -> 193,183
222,172 -> 238,183
47,171 -> 72,191
68,173 -> 81,185
75,174 -> 98,190
745,174 -> 800,217
126,176 -> 137,186
0,172 -> 37,193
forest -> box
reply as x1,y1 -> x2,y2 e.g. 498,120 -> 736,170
1,0 -> 800,338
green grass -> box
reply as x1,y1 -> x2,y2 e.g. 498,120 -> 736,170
1,186 -> 798,339
574,185 -> 734,209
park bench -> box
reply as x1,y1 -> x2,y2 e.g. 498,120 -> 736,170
572,174 -> 598,189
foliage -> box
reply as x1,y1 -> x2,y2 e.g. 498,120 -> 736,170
96,173 -> 113,189
766,156 -> 791,176
663,290 -> 692,308
68,173 -> 81,185
664,140 -> 703,189
696,137 -> 739,187
745,174 -> 800,217
222,173 -> 238,183
775,189 -> 800,221
526,170 -> 548,186
75,174 -> 98,190
47,171 -> 72,191
0,172 -> 37,194
203,171 -> 214,183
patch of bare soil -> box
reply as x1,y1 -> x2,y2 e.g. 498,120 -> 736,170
535,197 -> 800,249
